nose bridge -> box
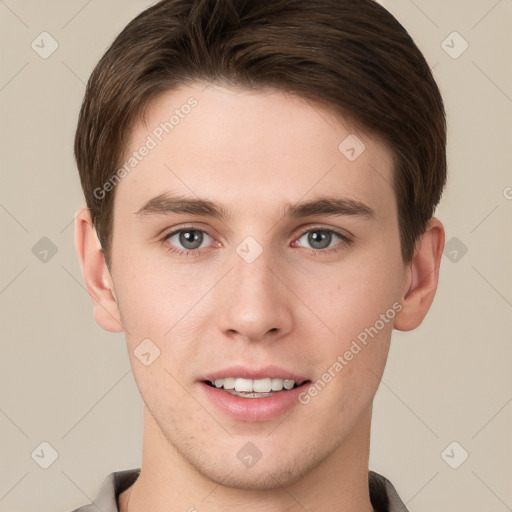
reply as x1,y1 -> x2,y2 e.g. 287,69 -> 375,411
216,237 -> 292,341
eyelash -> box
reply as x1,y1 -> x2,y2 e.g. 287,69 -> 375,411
161,225 -> 352,258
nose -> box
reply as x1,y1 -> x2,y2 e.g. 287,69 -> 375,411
214,243 -> 293,344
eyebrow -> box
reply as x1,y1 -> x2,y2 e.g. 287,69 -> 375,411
135,193 -> 376,221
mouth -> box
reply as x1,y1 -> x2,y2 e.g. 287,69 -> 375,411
199,366 -> 312,421
203,377 -> 310,398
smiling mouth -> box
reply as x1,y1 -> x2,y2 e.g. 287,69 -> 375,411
203,377 -> 310,398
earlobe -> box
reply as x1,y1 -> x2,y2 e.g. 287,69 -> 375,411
74,206 -> 124,333
394,217 -> 445,332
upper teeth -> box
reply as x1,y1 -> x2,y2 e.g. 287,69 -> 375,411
213,377 -> 299,392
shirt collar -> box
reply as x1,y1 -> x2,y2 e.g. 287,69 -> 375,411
87,468 -> 409,512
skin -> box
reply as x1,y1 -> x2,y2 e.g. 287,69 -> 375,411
75,82 -> 444,512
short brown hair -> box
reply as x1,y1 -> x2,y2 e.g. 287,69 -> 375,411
74,0 -> 446,268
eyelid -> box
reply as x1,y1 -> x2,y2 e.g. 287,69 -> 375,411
161,223 -> 351,241
295,224 -> 353,241
162,223 -> 217,240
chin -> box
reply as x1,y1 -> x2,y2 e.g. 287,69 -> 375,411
187,442 -> 325,491
197,462 -> 302,491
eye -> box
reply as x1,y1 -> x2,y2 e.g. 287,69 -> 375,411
163,227 -> 213,256
294,227 -> 351,253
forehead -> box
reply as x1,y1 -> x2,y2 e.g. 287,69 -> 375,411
115,82 -> 396,222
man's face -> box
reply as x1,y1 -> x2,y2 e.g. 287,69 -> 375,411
108,82 -> 408,488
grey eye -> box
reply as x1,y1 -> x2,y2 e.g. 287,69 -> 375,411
297,230 -> 342,250
167,229 -> 211,250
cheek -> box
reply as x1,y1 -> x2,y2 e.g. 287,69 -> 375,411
114,253 -> 197,333
114,257 -> 212,374
300,255 -> 403,340
296,253 -> 402,405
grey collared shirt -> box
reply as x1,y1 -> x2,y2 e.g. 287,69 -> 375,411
70,468 -> 409,512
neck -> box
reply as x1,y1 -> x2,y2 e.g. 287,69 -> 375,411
120,406 -> 375,512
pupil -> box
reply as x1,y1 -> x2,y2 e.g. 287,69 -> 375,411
309,230 -> 330,249
180,230 -> 203,249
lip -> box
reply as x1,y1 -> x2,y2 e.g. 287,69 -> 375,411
199,365 -> 311,422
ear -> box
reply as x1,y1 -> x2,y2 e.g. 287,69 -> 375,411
74,206 -> 123,333
394,217 -> 445,332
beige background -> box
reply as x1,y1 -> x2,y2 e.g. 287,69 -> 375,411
1,0 -> 511,511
